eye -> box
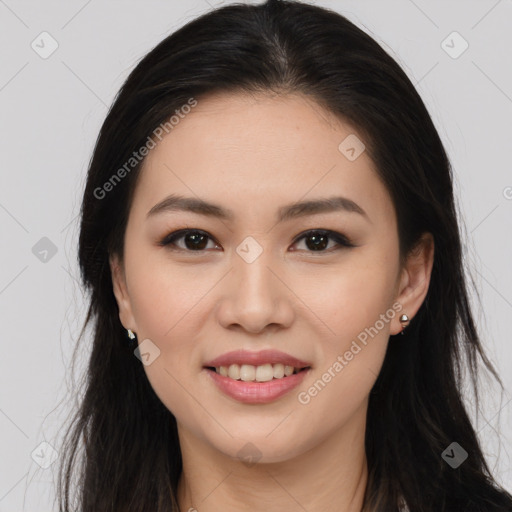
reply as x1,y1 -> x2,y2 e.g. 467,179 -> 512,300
291,229 -> 355,252
159,228 -> 354,253
158,229 -> 220,251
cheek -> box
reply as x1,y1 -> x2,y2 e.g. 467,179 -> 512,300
294,286 -> 393,439
125,262 -> 210,416
298,249 -> 398,399
126,250 -> 215,342
299,251 -> 398,340
314,278 -> 393,383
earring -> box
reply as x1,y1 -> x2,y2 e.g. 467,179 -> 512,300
127,329 -> 136,340
399,314 -> 410,335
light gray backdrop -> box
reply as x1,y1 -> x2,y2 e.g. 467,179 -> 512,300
1,0 -> 511,510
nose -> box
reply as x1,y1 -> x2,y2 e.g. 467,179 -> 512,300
216,249 -> 295,335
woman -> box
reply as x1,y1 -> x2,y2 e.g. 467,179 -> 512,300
57,0 -> 512,510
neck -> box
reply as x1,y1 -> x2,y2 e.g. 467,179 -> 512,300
176,405 -> 369,512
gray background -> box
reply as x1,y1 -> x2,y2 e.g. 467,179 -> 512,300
0,0 -> 511,509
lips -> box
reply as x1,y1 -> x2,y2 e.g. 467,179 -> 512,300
203,349 -> 312,404
203,349 -> 312,369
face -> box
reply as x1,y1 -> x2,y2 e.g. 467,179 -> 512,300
110,92 -> 433,463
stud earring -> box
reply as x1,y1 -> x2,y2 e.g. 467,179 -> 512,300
127,329 -> 136,340
399,314 -> 410,335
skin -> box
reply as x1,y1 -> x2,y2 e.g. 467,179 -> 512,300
110,91 -> 434,512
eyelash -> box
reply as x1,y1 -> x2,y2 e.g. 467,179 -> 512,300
158,228 -> 355,254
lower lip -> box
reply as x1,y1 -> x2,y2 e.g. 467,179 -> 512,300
204,368 -> 310,404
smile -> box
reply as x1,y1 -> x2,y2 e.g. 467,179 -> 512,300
203,365 -> 311,404
207,363 -> 308,382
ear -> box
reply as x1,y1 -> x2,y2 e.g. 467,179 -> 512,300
109,253 -> 138,333
390,232 -> 435,335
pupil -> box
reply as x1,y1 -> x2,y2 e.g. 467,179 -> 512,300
185,232 -> 208,250
306,233 -> 328,251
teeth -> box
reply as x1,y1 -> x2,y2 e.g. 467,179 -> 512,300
284,365 -> 294,376
273,363 -> 285,379
227,364 -> 240,380
255,363 -> 274,382
240,364 -> 256,382
213,363 -> 305,381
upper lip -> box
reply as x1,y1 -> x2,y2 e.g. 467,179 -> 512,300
203,349 -> 312,368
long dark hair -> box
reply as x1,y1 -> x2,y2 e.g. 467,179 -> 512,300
57,1 -> 512,510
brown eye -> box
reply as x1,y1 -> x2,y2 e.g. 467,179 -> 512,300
159,229 -> 219,251
291,230 -> 354,252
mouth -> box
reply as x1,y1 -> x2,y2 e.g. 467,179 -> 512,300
202,350 -> 312,403
203,364 -> 311,404
204,363 -> 311,383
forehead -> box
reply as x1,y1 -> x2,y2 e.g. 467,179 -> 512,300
130,91 -> 395,226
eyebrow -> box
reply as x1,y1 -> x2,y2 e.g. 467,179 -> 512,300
146,194 -> 370,223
